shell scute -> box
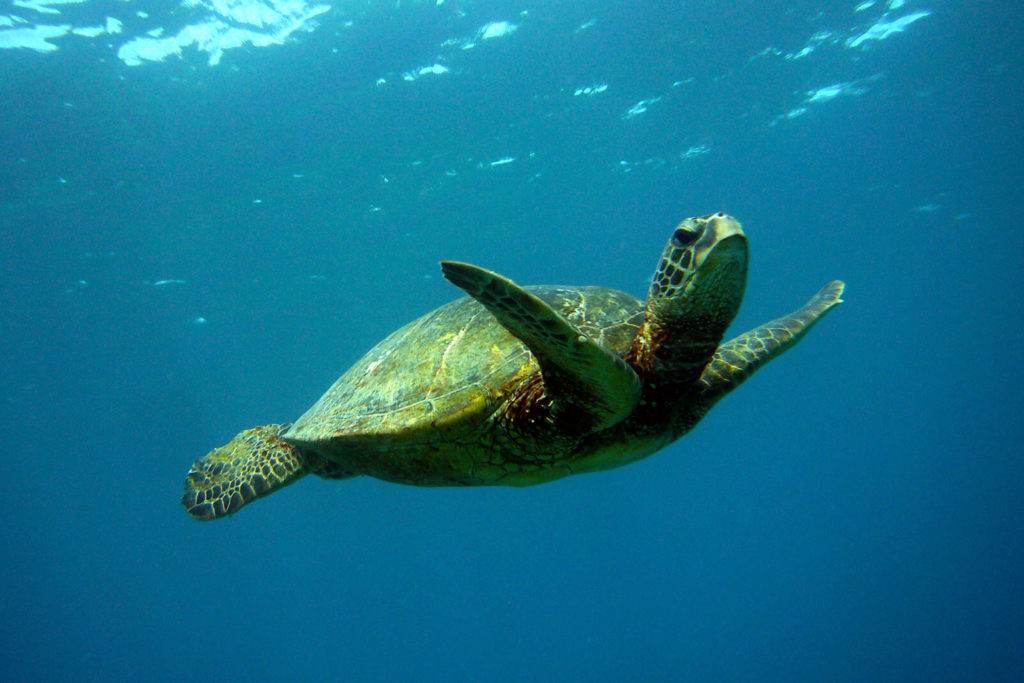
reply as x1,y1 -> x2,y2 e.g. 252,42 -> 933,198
287,286 -> 642,443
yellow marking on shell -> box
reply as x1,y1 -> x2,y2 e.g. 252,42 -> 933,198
428,328 -> 466,396
433,393 -> 489,427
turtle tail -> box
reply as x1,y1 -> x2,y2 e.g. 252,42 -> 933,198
182,424 -> 318,520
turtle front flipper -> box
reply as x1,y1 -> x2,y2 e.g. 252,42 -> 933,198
698,280 -> 845,402
440,261 -> 641,431
182,424 -> 319,520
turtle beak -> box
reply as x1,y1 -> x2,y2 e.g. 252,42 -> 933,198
690,213 -> 747,284
666,212 -> 749,345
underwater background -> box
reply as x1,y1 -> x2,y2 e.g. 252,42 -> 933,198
1,1 -> 1022,680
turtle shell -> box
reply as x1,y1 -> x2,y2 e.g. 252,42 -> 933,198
286,285 -> 643,443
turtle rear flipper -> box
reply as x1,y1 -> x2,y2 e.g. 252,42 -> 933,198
441,261 -> 641,431
699,280 -> 845,401
182,424 -> 318,520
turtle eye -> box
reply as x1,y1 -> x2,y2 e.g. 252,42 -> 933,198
672,227 -> 700,248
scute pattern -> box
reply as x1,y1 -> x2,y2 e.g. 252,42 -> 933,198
699,280 -> 845,396
650,217 -> 703,299
440,262 -> 642,431
287,285 -> 643,442
182,424 -> 315,520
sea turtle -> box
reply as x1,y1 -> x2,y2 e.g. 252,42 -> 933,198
183,213 -> 843,520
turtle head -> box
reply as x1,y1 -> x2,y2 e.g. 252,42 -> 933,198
634,213 -> 749,386
650,213 -> 747,305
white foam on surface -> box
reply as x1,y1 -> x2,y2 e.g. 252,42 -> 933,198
402,63 -> 449,81
622,97 -> 661,120
478,21 -> 516,40
68,16 -> 120,38
12,0 -> 87,16
574,18 -> 596,33
785,31 -> 835,60
771,77 -> 875,125
118,0 -> 330,66
71,25 -> 103,37
680,144 -> 710,160
847,10 -> 931,48
0,23 -> 70,51
806,83 -> 853,104
2,0 -> 329,61
573,84 -> 608,96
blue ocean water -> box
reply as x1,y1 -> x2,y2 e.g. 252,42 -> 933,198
1,0 -> 1022,680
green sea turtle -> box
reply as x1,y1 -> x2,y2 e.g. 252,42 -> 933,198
182,213 -> 843,520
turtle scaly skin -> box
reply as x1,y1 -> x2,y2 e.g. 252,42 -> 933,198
182,213 -> 844,520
